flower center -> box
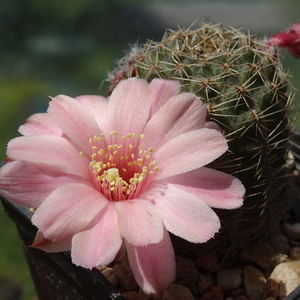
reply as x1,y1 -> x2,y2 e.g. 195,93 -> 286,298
80,131 -> 159,201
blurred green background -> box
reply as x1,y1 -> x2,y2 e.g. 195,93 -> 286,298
0,0 -> 299,299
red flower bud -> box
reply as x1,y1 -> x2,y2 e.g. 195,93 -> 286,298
268,22 -> 300,58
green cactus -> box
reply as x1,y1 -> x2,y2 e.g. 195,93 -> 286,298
109,23 -> 294,254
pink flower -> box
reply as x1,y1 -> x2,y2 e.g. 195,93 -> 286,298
267,22 -> 300,58
0,78 -> 245,294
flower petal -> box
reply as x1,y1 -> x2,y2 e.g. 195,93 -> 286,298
148,78 -> 181,116
72,202 -> 122,268
7,135 -> 90,178
30,231 -> 72,253
0,161 -> 92,208
107,78 -> 152,137
47,95 -> 101,154
142,92 -> 207,150
125,229 -> 175,294
18,113 -> 64,136
32,183 -> 108,241
159,167 -> 245,209
115,199 -> 163,246
75,95 -> 109,133
204,121 -> 223,131
154,128 -> 228,180
144,184 -> 220,243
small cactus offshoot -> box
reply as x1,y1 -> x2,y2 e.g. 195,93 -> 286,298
108,23 -> 295,254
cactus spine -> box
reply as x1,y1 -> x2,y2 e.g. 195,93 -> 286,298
109,23 -> 294,254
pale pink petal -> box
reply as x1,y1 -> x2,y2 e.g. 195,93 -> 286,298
142,92 -> 207,150
115,199 -> 163,246
125,229 -> 175,294
75,95 -> 109,133
148,78 -> 181,116
158,167 -> 245,209
7,135 -> 90,178
204,121 -> 223,131
143,185 -> 220,243
0,161 -> 93,208
32,183 -> 108,241
72,202 -> 122,268
47,95 -> 102,154
18,113 -> 64,136
107,78 -> 152,137
30,231 -> 72,253
154,128 -> 228,181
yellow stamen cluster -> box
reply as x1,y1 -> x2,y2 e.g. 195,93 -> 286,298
82,131 -> 159,201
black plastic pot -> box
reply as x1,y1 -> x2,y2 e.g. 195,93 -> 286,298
284,285 -> 300,300
1,196 -> 126,300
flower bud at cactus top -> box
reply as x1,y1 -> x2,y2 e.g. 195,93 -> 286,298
109,23 -> 294,253
268,22 -> 300,58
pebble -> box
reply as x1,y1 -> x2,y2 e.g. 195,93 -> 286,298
289,247 -> 300,260
113,264 -> 139,291
202,286 -> 223,300
266,278 -> 279,298
229,288 -> 247,299
270,261 -> 300,299
162,283 -> 195,300
102,267 -> 118,287
272,253 -> 290,266
290,190 -> 300,222
244,266 -> 267,300
217,269 -> 242,290
195,252 -> 219,272
137,290 -> 162,300
282,223 -> 300,240
238,242 -> 277,269
123,290 -> 138,300
197,274 -> 213,294
175,256 -> 198,287
269,233 -> 291,254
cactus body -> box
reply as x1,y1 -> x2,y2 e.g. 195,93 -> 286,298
109,23 -> 294,254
